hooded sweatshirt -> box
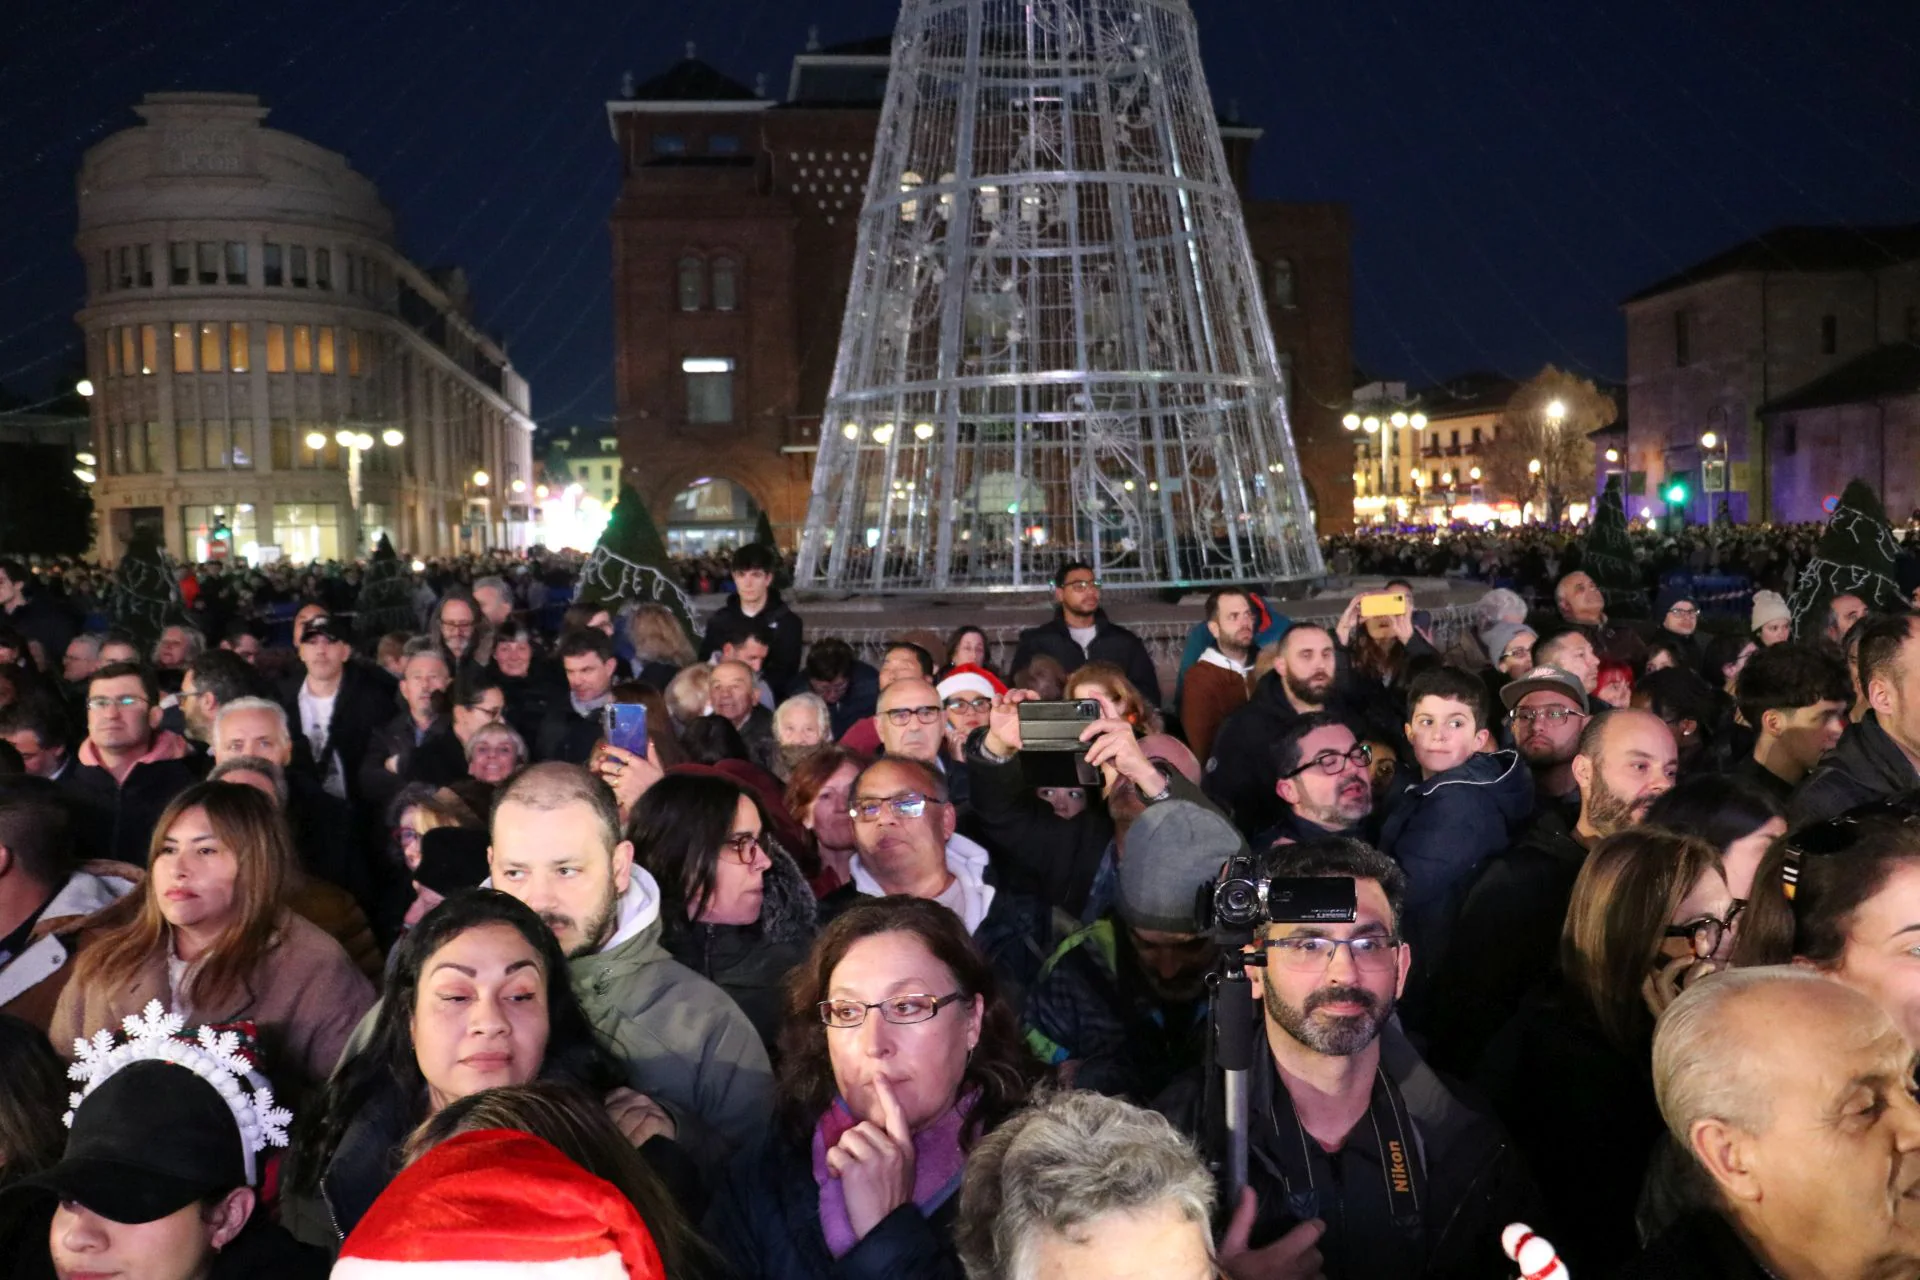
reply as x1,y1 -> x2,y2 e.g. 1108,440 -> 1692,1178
1379,749 -> 1535,1008
850,832 -> 997,934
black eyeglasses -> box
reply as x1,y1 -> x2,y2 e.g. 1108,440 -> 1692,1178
943,696 -> 994,713
1510,706 -> 1587,726
819,991 -> 967,1028
1782,798 -> 1920,901
1664,902 -> 1744,958
1282,743 -> 1371,779
882,705 -> 943,726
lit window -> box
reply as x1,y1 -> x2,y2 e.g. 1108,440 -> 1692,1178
229,323 -> 249,373
1270,258 -> 1296,309
266,324 -> 288,373
678,256 -> 704,311
318,327 -> 336,374
121,327 -> 136,374
263,243 -> 283,287
178,422 -> 202,471
348,330 -> 362,376
204,421 -> 228,469
290,246 -> 308,288
682,356 -> 735,424
172,323 -> 194,373
292,326 -> 313,372
712,257 -> 738,311
199,322 -> 222,372
225,242 -> 246,285
197,242 -> 219,285
231,420 -> 252,468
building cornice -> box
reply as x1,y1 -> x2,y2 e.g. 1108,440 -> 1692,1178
605,98 -> 775,139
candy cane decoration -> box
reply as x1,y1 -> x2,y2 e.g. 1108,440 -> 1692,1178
1502,1223 -> 1569,1280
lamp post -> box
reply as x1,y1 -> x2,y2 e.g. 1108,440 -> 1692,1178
1527,457 -> 1543,524
468,469 -> 492,552
333,427 -> 404,555
1699,430 -> 1727,523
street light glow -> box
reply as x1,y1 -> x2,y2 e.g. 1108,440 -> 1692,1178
1410,413 -> 1427,430
511,478 -> 527,493
1362,416 -> 1380,433
304,431 -> 327,450
472,470 -> 490,487
1528,458 -> 1542,474
1390,411 -> 1409,428
76,379 -> 95,398
1700,431 -> 1718,450
1342,413 -> 1361,431
1605,448 -> 1620,463
382,428 -> 406,447
1546,399 -> 1567,421
1469,466 -> 1482,480
335,428 -> 356,447
913,422 -> 936,440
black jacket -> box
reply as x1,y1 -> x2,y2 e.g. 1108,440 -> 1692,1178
1010,607 -> 1162,707
707,1125 -> 967,1280
661,851 -> 817,1055
535,698 -> 604,765
57,746 -> 209,866
1202,671 -> 1314,838
4,1200 -> 328,1280
702,590 -> 805,692
494,660 -> 563,745
1788,712 -> 1920,829
356,712 -> 466,811
1420,807 -> 1588,1073
275,662 -> 398,808
1615,1210 -> 1772,1279
1157,1024 -> 1540,1280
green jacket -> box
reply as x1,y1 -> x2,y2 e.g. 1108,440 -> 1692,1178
573,869 -> 776,1165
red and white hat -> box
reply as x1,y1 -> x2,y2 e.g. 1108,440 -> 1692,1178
936,663 -> 1007,702
332,1130 -> 665,1280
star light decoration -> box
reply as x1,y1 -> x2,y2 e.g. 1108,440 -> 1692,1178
67,1000 -> 292,1182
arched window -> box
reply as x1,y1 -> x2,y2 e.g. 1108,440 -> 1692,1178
1270,258 -> 1296,309
677,256 -> 705,312
711,257 -> 739,312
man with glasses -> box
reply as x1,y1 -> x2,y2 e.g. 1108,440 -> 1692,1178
834,757 -> 1047,1007
1501,665 -> 1591,827
1654,587 -> 1704,670
58,662 -> 207,865
1264,713 -> 1375,847
177,649 -> 260,752
1159,837 -> 1534,1280
876,676 -> 973,814
1010,561 -> 1162,708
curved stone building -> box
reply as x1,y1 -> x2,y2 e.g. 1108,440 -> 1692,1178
77,92 -> 535,562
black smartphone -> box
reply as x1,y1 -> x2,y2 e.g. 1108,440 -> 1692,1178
1017,699 -> 1102,752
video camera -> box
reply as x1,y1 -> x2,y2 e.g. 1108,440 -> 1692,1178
1203,854 -> 1357,935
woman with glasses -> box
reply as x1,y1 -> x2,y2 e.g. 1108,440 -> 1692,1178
708,897 -> 1036,1280
628,772 -> 817,1053
1474,828 -> 1732,1274
1734,801 -> 1920,1045
51,781 -> 375,1099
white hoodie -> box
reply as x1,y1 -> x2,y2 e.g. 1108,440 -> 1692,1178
850,832 -> 997,934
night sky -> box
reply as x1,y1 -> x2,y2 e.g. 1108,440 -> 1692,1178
3,0 -> 1915,421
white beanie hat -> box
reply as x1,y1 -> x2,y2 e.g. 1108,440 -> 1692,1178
1750,590 -> 1790,633
332,1130 -> 664,1279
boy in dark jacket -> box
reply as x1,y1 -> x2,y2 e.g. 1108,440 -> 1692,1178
1379,665 -> 1533,1007
700,543 -> 804,692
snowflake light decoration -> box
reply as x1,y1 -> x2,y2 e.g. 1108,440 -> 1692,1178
67,1000 -> 292,1183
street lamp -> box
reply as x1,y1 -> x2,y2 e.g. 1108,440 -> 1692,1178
472,470 -> 490,488
1342,413 -> 1361,431
382,428 -> 406,448
1469,466 -> 1482,481
76,379 -> 94,398
1604,448 -> 1620,464
1528,458 -> 1542,474
1546,400 -> 1567,423
1700,431 -> 1718,451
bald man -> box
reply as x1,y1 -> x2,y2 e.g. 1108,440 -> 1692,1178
877,675 -> 975,821
1627,968 -> 1920,1278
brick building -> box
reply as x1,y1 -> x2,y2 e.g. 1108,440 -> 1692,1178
606,35 -> 1354,544
1620,223 -> 1920,524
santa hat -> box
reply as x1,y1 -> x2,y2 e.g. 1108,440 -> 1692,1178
333,1130 -> 664,1280
936,663 -> 1007,702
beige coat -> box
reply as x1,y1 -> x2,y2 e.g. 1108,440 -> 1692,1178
48,908 -> 375,1097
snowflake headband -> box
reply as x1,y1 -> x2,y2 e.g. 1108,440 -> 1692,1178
67,1000 -> 292,1185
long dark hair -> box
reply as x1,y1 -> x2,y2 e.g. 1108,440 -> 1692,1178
775,897 -> 1036,1146
0,1014 -> 65,1187
295,889 -> 623,1189
681,714 -> 749,765
404,1081 -> 721,1280
1643,776 -> 1782,854
1734,812 -> 1920,968
628,772 -> 760,940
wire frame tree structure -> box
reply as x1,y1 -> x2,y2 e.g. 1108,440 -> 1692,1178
796,0 -> 1323,593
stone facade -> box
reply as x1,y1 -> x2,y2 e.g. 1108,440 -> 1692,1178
1619,225 -> 1920,523
77,93 -> 535,563
607,41 -> 1353,542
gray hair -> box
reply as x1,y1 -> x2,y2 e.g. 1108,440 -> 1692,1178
956,1090 -> 1215,1280
471,575 -> 510,603
1473,588 -> 1529,630
1652,965 -> 1839,1154
153,624 -> 206,664
466,719 -> 528,765
212,696 -> 292,748
208,754 -> 289,808
68,633 -> 105,658
774,692 -> 833,746
401,635 -> 446,662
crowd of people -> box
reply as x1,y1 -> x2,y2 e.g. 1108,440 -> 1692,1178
2,530 -> 1920,1279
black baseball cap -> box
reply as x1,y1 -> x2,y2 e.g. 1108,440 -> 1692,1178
3,1059 -> 246,1223
299,615 -> 349,644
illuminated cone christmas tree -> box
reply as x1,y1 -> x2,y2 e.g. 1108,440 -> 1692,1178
109,528 -> 186,646
1788,478 -> 1908,637
1582,475 -> 1641,616
356,535 -> 418,642
797,0 -> 1322,592
577,486 -> 699,642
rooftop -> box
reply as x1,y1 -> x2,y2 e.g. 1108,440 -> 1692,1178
1411,370 -> 1520,419
1759,342 -> 1920,414
624,49 -> 760,103
1623,222 -> 1920,305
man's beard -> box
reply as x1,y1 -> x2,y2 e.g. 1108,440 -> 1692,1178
1143,966 -> 1211,1004
1283,670 -> 1330,707
1517,734 -> 1573,767
545,883 -> 621,959
1583,770 -> 1642,837
1303,776 -> 1371,831
1267,981 -> 1390,1056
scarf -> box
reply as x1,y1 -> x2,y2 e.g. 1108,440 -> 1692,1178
812,1091 -> 974,1258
